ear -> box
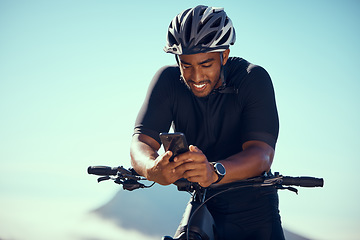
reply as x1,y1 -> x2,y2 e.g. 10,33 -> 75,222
222,49 -> 230,65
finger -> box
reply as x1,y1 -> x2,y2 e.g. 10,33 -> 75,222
161,151 -> 173,163
172,162 -> 193,177
173,146 -> 199,162
181,162 -> 208,177
173,151 -> 194,163
174,150 -> 204,163
186,172 -> 213,187
189,145 -> 202,153
186,175 -> 204,184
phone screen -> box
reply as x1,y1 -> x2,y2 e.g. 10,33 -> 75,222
159,132 -> 189,162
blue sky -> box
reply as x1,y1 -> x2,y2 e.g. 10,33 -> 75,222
0,1 -> 359,239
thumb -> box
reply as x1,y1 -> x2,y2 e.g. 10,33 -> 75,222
161,151 -> 173,162
189,145 -> 202,153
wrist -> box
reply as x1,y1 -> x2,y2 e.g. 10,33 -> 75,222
211,170 -> 218,184
145,160 -> 156,181
210,162 -> 226,184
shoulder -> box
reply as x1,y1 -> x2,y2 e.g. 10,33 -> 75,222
246,63 -> 271,81
147,65 -> 181,92
153,65 -> 180,81
146,65 -> 190,103
226,57 -> 270,80
225,57 -> 250,77
226,58 -> 272,88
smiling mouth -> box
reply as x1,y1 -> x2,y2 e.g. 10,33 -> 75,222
193,83 -> 206,90
190,80 -> 210,92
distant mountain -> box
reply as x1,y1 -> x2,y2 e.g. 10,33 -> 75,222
93,184 -> 311,239
283,230 -> 311,240
93,184 -> 189,237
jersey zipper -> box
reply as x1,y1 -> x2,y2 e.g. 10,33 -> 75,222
205,95 -> 215,142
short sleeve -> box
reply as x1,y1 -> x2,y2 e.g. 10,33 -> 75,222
134,66 -> 178,144
239,65 -> 279,149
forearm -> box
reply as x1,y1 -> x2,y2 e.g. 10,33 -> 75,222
130,134 -> 159,179
219,141 -> 274,184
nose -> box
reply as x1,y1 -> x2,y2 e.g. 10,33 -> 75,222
190,68 -> 204,83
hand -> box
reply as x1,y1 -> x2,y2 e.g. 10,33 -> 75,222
145,151 -> 192,185
173,145 -> 217,187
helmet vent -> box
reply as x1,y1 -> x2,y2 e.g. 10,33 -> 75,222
217,29 -> 231,46
185,14 -> 193,43
180,8 -> 191,22
175,18 -> 181,32
168,32 -> 178,45
198,31 -> 217,46
210,17 -> 222,28
224,17 -> 229,26
197,17 -> 211,33
199,7 -> 206,16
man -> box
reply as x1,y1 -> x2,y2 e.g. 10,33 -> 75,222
130,5 -> 285,240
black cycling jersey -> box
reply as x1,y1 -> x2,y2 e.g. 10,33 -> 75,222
134,57 -> 284,239
134,57 -> 279,162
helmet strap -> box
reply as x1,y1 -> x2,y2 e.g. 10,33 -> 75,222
175,55 -> 192,90
219,52 -> 226,88
175,55 -> 180,65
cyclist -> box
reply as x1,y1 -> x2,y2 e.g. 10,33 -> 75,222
130,5 -> 284,240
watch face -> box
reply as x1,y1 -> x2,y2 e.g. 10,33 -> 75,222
215,163 -> 226,175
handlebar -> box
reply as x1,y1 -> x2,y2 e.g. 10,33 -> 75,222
281,176 -> 324,187
87,166 -> 324,194
87,165 -> 153,191
87,166 -> 119,176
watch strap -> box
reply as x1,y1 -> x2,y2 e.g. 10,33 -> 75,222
211,162 -> 225,184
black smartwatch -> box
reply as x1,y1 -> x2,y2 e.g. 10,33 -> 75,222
211,162 -> 226,184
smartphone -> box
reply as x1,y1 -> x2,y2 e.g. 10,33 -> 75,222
159,132 -> 189,162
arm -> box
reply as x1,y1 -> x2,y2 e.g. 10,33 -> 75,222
213,65 -> 278,183
173,140 -> 274,187
218,140 -> 274,183
130,133 -> 160,178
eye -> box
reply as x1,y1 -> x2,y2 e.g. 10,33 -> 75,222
182,64 -> 191,69
202,64 -> 212,68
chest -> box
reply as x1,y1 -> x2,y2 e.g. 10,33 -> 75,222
171,92 -> 244,157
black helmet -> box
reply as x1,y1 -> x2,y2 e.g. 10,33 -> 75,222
164,5 -> 236,55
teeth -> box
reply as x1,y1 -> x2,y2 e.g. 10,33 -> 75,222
194,83 -> 206,88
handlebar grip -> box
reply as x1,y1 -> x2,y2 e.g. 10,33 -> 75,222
87,166 -> 118,176
282,176 -> 324,187
174,178 -> 199,192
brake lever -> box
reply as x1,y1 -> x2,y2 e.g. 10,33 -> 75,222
276,185 -> 298,194
122,179 -> 146,191
97,176 -> 111,183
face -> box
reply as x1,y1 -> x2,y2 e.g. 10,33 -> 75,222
178,49 -> 230,98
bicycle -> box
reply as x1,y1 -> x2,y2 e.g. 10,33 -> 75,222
87,165 -> 324,240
